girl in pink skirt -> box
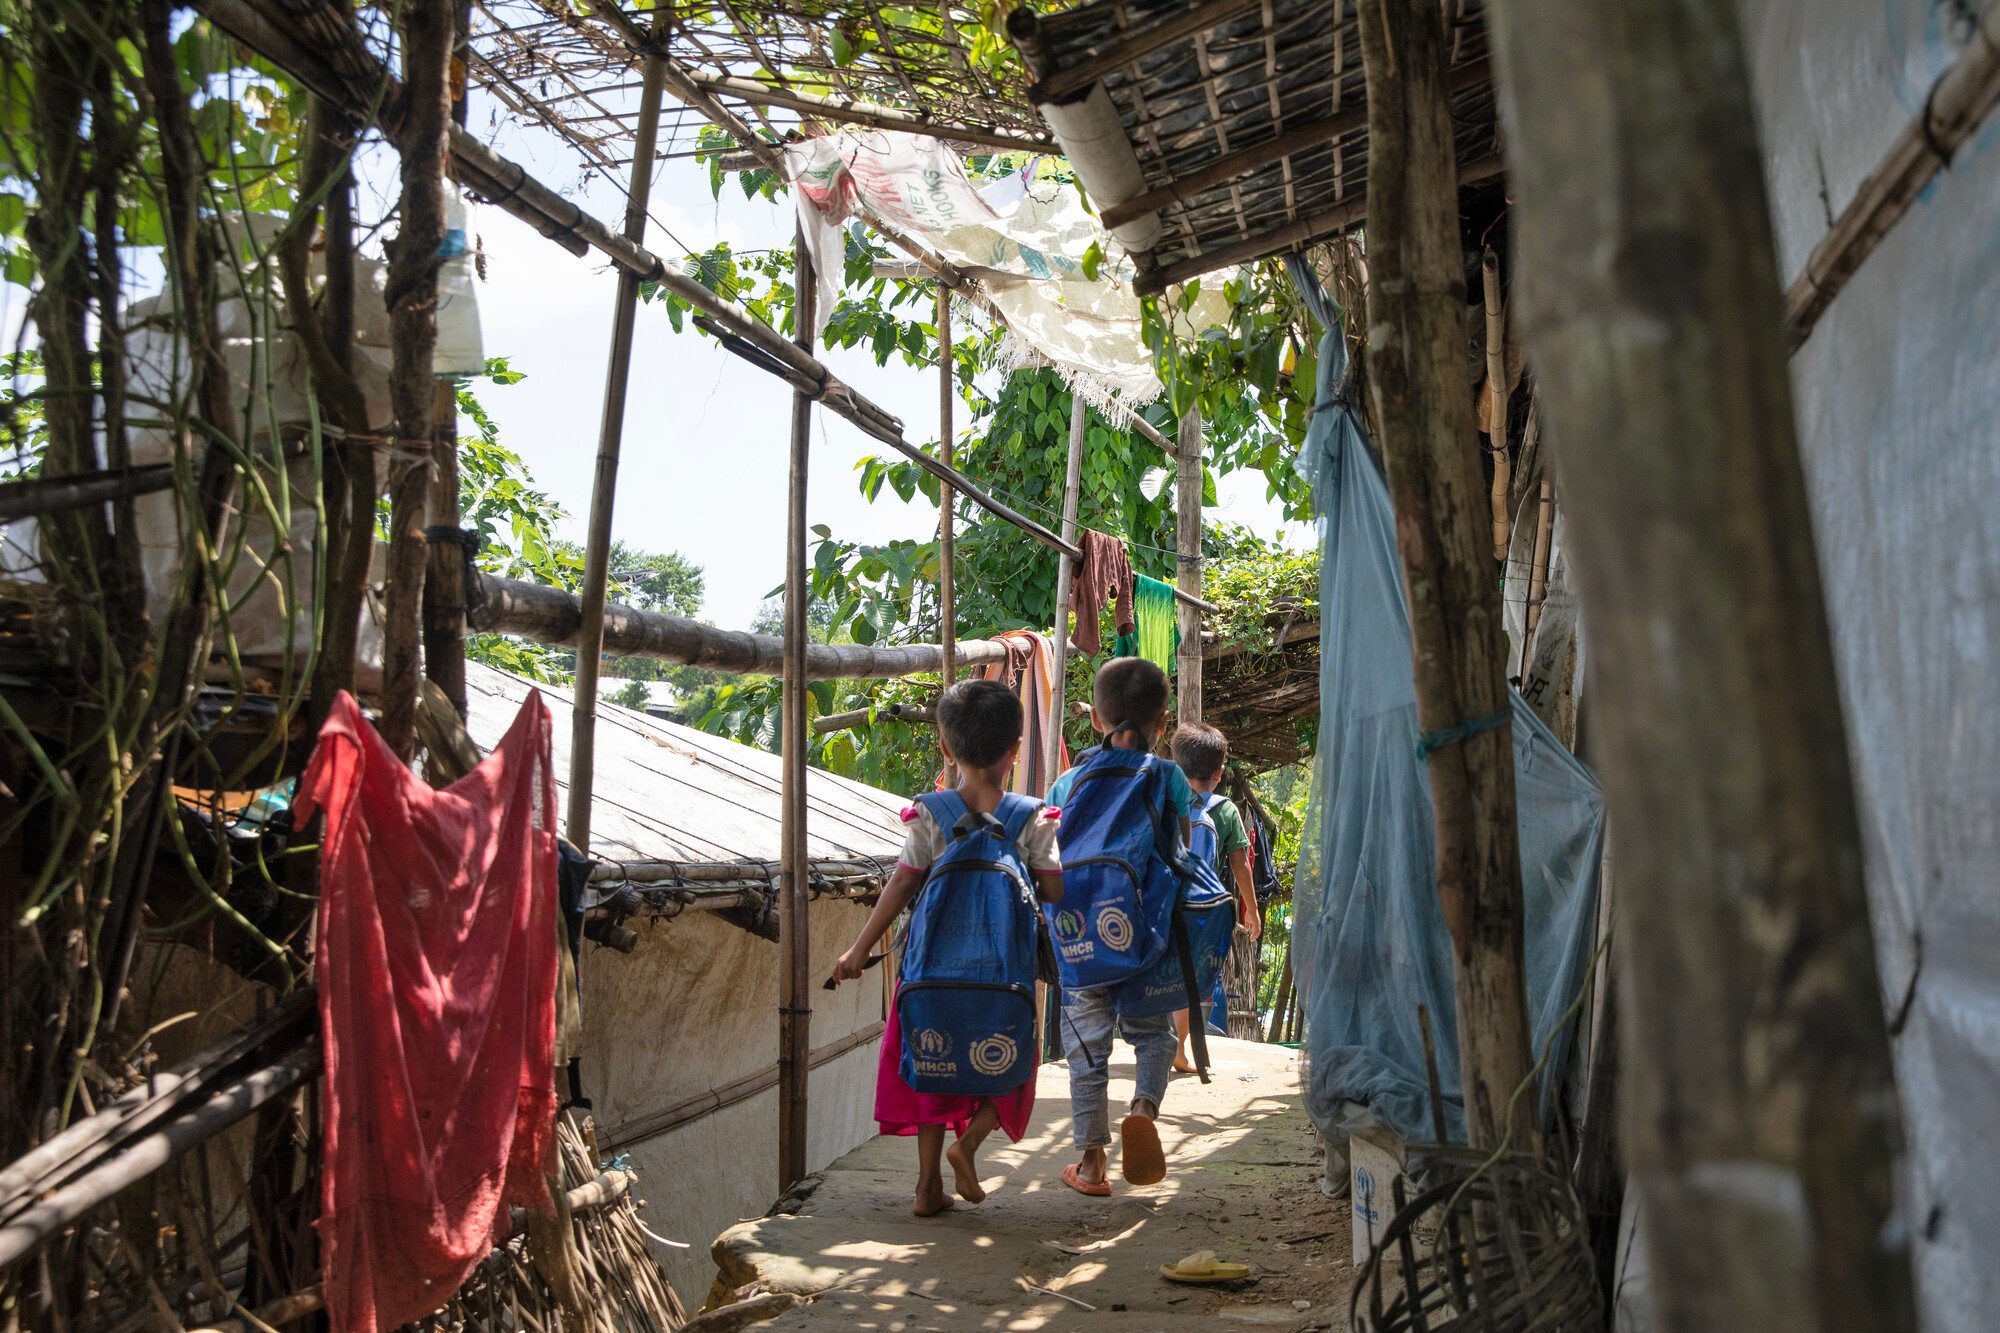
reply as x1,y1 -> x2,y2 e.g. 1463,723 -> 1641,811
832,680 -> 1063,1216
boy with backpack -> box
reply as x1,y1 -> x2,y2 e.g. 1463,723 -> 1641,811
1043,658 -> 1196,1197
831,679 -> 1065,1217
1168,723 -> 1264,1072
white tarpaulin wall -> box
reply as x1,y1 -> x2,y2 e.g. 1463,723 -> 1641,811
1740,3 -> 2000,1326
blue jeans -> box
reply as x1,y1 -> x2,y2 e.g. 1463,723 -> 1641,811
1060,987 -> 1175,1150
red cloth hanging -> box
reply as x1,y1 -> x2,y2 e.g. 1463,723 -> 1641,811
293,691 -> 559,1333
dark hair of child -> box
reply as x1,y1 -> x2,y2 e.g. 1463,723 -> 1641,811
936,678 -> 1024,770
1170,723 -> 1228,784
1093,656 -> 1171,732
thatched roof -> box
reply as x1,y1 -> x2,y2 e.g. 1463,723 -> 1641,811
1011,0 -> 1501,294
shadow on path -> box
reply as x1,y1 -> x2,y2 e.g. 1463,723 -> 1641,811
701,1038 -> 1355,1331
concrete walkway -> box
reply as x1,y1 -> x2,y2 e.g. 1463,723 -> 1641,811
701,1038 -> 1357,1331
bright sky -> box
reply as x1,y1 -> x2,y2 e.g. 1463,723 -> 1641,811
0,94 -> 1311,631
456,118 -> 1312,630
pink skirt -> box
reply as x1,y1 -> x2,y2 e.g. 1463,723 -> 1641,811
874,987 -> 1037,1141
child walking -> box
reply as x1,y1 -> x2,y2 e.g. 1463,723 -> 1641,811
831,679 -> 1064,1217
1045,658 -> 1194,1197
1169,723 -> 1263,1072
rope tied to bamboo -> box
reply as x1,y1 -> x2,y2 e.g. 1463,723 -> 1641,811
1415,708 -> 1511,761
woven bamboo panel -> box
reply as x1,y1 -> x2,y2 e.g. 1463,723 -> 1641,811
1033,0 -> 1499,284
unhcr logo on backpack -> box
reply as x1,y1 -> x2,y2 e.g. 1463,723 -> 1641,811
1054,909 -> 1095,963
912,1027 -> 959,1078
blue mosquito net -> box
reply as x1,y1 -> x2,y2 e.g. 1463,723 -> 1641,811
1284,256 -> 1605,1145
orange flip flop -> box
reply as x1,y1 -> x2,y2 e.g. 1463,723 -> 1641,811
1121,1114 -> 1166,1186
1062,1163 -> 1112,1198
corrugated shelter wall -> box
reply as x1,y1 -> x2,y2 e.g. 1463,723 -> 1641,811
1741,4 -> 2000,1326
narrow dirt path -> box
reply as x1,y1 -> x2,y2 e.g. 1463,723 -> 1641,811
701,1038 -> 1356,1331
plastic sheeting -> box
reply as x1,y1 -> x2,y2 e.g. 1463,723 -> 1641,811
1741,5 -> 2000,1326
1285,257 -> 1604,1145
0,203 -> 483,678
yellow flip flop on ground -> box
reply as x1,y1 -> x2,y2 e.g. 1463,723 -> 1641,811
1159,1250 -> 1254,1284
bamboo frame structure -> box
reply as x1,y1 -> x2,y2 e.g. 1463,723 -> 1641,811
1175,406 -> 1205,723
938,288 -> 957,695
777,226 -> 817,1193
567,38 -> 668,850
1045,395 -> 1088,785
1483,246 -> 1512,560
473,572 -> 1018,678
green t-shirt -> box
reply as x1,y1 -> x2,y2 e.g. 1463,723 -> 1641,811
1202,794 -> 1251,873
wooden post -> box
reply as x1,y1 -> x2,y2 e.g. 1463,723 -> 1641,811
1356,0 -> 1537,1152
1043,393 -> 1087,788
937,288 -> 956,691
422,2 -> 475,721
1484,0 -> 1918,1325
1482,247 -> 1512,560
378,0 -> 457,760
777,228 -> 818,1192
565,47 -> 667,845
1175,405 -> 1204,723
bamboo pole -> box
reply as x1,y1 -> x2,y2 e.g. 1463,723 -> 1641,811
1783,4 -> 2000,348
565,44 -> 667,848
472,573 -> 1018,678
813,703 -> 935,734
777,226 -> 817,1193
680,72 -> 1049,153
1482,247 -> 1511,560
1486,0 -> 1919,1324
1045,394 -> 1088,787
1357,0 -> 1536,1153
1176,405 -> 1205,723
938,287 -> 956,693
1518,477 -> 1554,679
0,463 -> 174,521
604,1022 -> 886,1154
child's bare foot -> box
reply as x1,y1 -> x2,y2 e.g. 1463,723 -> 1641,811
912,1178 -> 954,1217
1171,1057 -> 1198,1075
945,1140 -> 987,1202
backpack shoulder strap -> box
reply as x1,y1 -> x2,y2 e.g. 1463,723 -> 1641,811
994,792 -> 1042,844
914,790 -> 969,838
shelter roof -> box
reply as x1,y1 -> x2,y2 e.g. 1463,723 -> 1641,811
1013,0 -> 1500,293
467,0 -> 1053,181
463,662 -> 905,868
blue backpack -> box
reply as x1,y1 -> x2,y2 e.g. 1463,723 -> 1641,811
1043,743 -> 1182,992
895,791 -> 1042,1097
1111,791 -> 1238,1020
